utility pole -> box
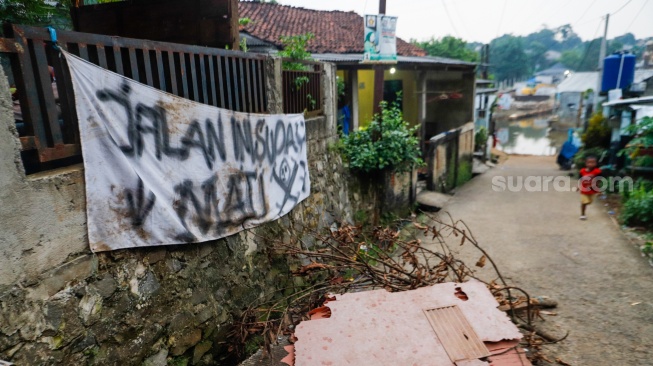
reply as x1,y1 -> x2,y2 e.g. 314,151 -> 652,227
372,0 -> 387,115
594,13 -> 609,113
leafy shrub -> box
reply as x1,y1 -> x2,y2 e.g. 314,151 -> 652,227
619,116 -> 653,159
582,112 -> 611,149
621,185 -> 653,228
474,127 -> 488,152
573,147 -> 607,169
279,33 -> 314,71
634,155 -> 653,167
340,98 -> 423,173
620,178 -> 653,201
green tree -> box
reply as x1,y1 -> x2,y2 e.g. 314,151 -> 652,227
412,36 -> 479,62
489,35 -> 529,81
0,0 -> 72,30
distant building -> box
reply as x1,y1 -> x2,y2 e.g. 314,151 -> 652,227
535,62 -> 571,84
238,1 -> 477,143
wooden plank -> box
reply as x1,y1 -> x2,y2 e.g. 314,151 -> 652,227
207,55 -> 217,106
50,43 -> 78,144
39,144 -> 82,162
155,50 -> 167,91
199,54 -> 208,105
0,38 -> 18,53
251,59 -> 259,112
143,49 -> 154,86
179,53 -> 189,99
128,47 -> 140,81
238,58 -> 246,111
189,54 -> 200,102
96,44 -> 108,69
245,58 -> 253,112
258,60 -> 266,112
112,45 -> 124,74
168,51 -> 178,95
32,43 -> 64,147
216,56 -> 226,109
224,56 -> 233,110
78,44 -> 90,60
231,57 -> 240,111
11,28 -> 47,149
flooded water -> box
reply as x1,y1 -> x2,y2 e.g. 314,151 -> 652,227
495,116 -> 569,156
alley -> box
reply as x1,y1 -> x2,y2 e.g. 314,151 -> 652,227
433,155 -> 653,365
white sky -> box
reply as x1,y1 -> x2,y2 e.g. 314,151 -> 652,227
276,0 -> 653,44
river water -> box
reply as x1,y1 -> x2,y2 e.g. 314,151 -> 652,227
495,116 -> 570,156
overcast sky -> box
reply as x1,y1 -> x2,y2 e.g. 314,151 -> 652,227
277,0 -> 653,44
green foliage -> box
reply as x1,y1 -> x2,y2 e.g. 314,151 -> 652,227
339,97 -> 423,173
336,77 -> 346,101
0,0 -> 72,30
279,33 -> 314,71
456,158 -> 473,186
489,35 -> 530,81
474,126 -> 488,151
634,155 -> 653,167
619,117 -> 653,159
239,37 -> 248,52
411,36 -> 479,62
621,184 -> 653,228
620,178 -> 653,201
293,75 -> 309,89
573,147 -> 607,169
582,112 -> 611,149
238,17 -> 252,26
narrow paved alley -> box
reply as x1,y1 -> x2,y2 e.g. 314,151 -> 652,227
433,155 -> 653,365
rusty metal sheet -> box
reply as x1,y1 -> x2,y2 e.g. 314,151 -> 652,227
424,305 -> 490,362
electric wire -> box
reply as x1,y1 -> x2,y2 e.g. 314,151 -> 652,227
441,0 -> 461,37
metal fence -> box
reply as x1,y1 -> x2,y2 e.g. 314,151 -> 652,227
1,24 -> 268,168
282,59 -> 323,117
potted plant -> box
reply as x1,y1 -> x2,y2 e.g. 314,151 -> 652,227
339,96 -> 424,223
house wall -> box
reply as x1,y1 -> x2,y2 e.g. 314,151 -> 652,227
0,61 -> 355,365
358,69 -> 375,127
355,69 -> 419,129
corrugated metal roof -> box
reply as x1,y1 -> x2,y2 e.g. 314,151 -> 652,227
556,72 -> 598,93
635,69 -> 653,83
603,95 -> 653,107
557,70 -> 653,93
312,53 -> 476,67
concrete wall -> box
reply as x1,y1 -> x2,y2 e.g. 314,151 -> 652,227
426,122 -> 475,193
0,61 -> 353,364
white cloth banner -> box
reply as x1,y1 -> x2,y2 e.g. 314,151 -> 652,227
63,51 -> 310,252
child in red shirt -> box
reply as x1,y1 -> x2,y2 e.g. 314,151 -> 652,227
579,156 -> 601,220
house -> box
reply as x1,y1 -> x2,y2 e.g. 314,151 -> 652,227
555,72 -> 598,124
238,1 -> 477,150
474,79 -> 497,132
535,62 -> 570,84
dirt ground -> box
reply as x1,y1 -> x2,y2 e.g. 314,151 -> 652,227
425,155 -> 653,365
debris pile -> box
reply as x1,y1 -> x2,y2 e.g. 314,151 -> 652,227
233,214 -> 568,365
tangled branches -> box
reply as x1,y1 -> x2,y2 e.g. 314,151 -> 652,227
229,213 -> 565,364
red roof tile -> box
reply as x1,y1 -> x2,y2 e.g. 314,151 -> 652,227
238,2 -> 426,56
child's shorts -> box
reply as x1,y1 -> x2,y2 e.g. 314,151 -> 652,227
581,194 -> 594,204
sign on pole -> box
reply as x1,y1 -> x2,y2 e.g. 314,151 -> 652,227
363,14 -> 398,63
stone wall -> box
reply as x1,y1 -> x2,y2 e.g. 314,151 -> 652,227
0,61 -> 352,365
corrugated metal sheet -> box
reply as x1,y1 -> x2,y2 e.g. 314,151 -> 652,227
311,53 -> 477,67
425,306 -> 491,362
